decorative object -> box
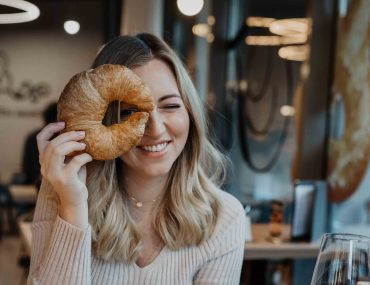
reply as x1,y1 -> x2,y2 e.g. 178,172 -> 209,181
223,15 -> 311,173
327,0 -> 370,202
0,51 -> 50,103
235,46 -> 293,172
268,200 -> 284,243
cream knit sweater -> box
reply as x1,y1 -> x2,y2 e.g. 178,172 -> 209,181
27,180 -> 246,285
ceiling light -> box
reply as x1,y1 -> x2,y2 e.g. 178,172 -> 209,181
280,105 -> 295,117
278,45 -> 309,61
0,0 -> 40,24
245,35 -> 306,46
192,23 -> 210,37
239,80 -> 248,92
192,22 -> 214,43
206,33 -> 214,43
64,20 -> 80,35
269,18 -> 311,38
246,17 -> 276,28
177,0 -> 204,16
207,15 -> 215,26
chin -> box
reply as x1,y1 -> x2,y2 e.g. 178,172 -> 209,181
143,166 -> 172,178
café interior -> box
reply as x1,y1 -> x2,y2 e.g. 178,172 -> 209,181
0,0 -> 369,284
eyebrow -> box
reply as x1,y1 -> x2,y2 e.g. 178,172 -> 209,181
158,94 -> 181,102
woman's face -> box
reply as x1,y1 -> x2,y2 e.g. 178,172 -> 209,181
119,59 -> 190,179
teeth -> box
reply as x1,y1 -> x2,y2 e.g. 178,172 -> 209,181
141,142 -> 168,152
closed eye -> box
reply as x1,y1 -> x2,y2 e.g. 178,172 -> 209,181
162,104 -> 181,109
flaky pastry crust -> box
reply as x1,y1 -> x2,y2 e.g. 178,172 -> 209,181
57,64 -> 154,160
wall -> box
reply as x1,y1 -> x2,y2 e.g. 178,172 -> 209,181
121,0 -> 163,36
0,1 -> 104,183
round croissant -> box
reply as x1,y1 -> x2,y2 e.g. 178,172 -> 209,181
57,64 -> 154,160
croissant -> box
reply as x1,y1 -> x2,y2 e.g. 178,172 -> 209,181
57,64 -> 154,160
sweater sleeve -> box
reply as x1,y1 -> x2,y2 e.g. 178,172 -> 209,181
193,192 -> 246,285
27,179 -> 92,285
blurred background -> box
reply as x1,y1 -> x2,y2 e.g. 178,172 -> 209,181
0,0 -> 369,284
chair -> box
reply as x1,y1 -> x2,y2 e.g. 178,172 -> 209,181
0,183 -> 17,239
291,180 -> 328,242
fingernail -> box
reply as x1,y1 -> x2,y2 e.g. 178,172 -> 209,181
80,143 -> 86,147
77,131 -> 85,136
58,122 -> 65,126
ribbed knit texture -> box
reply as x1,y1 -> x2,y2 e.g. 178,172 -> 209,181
28,180 -> 246,285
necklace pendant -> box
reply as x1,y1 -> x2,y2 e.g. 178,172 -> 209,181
136,201 -> 143,208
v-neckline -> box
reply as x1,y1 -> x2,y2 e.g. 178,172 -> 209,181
133,245 -> 167,271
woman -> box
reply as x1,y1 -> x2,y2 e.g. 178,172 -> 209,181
28,33 -> 246,285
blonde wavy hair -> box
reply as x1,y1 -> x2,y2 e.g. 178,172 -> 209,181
87,33 -> 228,262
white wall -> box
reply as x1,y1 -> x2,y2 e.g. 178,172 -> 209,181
121,0 -> 163,36
0,30 -> 103,183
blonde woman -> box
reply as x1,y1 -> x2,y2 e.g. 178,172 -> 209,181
28,33 -> 246,285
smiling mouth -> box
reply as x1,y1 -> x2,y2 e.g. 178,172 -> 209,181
138,141 -> 170,152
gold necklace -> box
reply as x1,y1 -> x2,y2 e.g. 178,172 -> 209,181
128,194 -> 161,208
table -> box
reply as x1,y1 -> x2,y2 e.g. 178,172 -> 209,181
244,224 -> 320,260
8,185 -> 38,204
245,241 -> 320,260
0,185 -> 37,236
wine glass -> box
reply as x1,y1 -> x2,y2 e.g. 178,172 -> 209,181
311,233 -> 370,285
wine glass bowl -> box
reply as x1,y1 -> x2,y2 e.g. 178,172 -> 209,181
311,233 -> 370,285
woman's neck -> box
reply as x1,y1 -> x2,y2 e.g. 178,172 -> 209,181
123,168 -> 168,207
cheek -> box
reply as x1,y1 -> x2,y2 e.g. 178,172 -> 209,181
170,111 -> 190,141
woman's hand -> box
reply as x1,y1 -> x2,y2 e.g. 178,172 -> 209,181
37,122 -> 92,227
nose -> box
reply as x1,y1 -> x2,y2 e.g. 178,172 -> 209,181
144,110 -> 165,138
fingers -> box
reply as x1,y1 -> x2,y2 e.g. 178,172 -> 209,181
42,141 -> 87,176
36,122 -> 65,153
43,130 -> 85,160
49,130 -> 85,148
65,153 -> 93,174
40,127 -> 86,169
54,141 -> 87,165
